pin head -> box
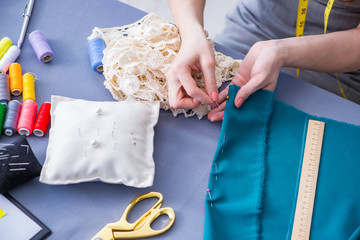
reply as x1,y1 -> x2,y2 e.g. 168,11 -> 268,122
96,107 -> 102,115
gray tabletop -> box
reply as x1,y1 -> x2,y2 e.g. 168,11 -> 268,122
1,0 -> 360,239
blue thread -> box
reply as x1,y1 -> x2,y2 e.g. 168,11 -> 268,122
87,38 -> 106,73
3,100 -> 21,136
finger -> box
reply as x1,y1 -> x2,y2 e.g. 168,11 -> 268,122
232,71 -> 248,87
208,110 -> 224,122
208,100 -> 226,121
180,73 -> 213,104
201,58 -> 218,102
234,74 -> 263,108
169,76 -> 200,109
167,72 -> 181,108
176,96 -> 201,109
216,86 -> 229,105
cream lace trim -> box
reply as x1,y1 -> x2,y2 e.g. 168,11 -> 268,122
88,13 -> 241,119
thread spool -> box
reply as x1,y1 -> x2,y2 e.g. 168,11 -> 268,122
0,73 -> 10,102
87,38 -> 105,73
9,63 -> 22,96
0,37 -> 12,60
3,100 -> 21,136
23,73 -> 36,102
17,99 -> 37,136
28,30 -> 53,63
33,102 -> 51,137
0,45 -> 21,73
0,103 -> 6,135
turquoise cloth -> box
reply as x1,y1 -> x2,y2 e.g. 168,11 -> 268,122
204,85 -> 360,240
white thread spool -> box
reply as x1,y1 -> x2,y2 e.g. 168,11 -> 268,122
0,46 -> 20,73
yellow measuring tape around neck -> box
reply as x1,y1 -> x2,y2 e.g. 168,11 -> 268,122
295,0 -> 348,99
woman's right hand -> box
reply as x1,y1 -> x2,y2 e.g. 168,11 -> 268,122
166,26 -> 218,109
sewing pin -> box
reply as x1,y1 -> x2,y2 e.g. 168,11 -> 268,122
207,189 -> 212,199
9,168 -> 27,171
8,162 -> 29,166
20,144 -> 29,154
214,101 -> 221,109
207,189 -> 213,207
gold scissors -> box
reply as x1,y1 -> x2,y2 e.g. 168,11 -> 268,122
91,192 -> 175,240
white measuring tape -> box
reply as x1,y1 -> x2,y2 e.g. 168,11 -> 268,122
291,119 -> 325,240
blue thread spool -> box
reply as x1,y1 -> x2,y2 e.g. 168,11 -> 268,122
0,73 -> 10,103
87,38 -> 105,73
3,100 -> 21,136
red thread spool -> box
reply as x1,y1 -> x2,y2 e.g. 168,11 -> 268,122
17,99 -> 37,136
33,102 -> 51,137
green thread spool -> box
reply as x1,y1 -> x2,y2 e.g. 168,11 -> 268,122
0,37 -> 12,60
0,103 -> 6,135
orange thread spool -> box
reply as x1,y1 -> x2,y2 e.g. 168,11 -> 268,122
9,63 -> 22,96
23,73 -> 36,102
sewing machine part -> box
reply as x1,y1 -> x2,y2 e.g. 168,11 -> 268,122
91,192 -> 175,240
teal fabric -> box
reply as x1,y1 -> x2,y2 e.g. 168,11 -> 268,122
204,85 -> 360,240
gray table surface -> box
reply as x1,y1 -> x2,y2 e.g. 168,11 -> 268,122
1,0 -> 359,239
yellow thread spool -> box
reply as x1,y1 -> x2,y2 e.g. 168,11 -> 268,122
9,63 -> 23,96
0,37 -> 12,60
23,73 -> 36,102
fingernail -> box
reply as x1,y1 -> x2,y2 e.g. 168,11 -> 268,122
211,91 -> 218,102
235,97 -> 244,108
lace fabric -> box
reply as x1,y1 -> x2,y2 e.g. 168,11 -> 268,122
89,13 -> 241,119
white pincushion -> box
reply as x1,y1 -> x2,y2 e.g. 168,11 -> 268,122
39,96 -> 159,187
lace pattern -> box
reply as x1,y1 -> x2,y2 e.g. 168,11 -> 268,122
88,13 -> 241,119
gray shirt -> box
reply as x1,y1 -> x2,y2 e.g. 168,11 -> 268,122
215,0 -> 360,104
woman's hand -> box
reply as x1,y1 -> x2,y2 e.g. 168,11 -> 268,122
208,40 -> 283,121
166,28 -> 218,109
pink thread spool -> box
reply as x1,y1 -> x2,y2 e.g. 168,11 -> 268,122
28,30 -> 53,63
17,99 -> 37,136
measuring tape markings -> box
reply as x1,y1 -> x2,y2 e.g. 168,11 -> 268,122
295,0 -> 347,99
291,119 -> 325,240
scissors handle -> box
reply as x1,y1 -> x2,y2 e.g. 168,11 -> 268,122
113,207 -> 175,239
109,192 -> 163,231
91,192 -> 175,240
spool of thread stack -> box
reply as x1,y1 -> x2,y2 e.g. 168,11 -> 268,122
28,30 -> 53,63
0,37 -> 12,60
23,73 -> 36,102
3,100 -> 22,136
87,38 -> 105,73
17,99 -> 37,136
9,63 -> 23,96
33,102 -> 51,137
0,73 -> 10,103
0,45 -> 21,73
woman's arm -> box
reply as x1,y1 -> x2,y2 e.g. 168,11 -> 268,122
167,0 -> 218,109
280,25 -> 360,73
